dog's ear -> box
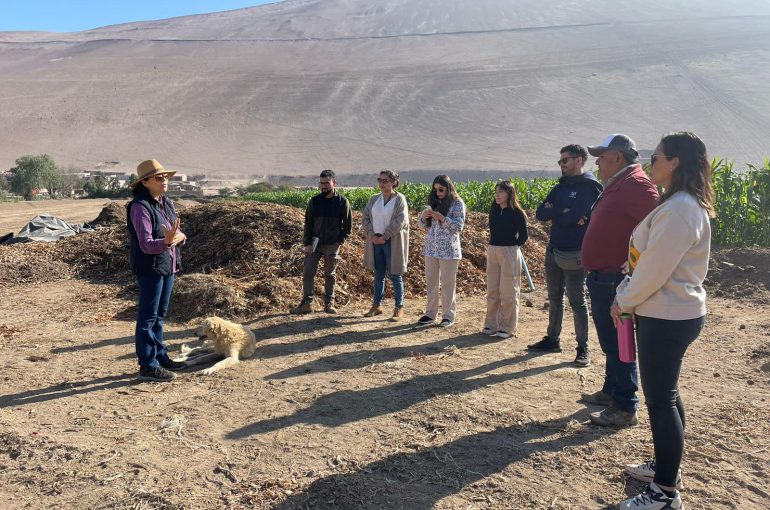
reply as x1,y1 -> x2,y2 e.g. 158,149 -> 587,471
211,317 -> 225,336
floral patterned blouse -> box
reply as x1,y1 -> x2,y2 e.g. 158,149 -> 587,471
419,199 -> 466,260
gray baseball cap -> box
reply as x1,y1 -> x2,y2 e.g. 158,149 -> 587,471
587,134 -> 639,158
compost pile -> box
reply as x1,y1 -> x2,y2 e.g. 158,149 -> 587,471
0,201 -> 550,319
705,246 -> 770,304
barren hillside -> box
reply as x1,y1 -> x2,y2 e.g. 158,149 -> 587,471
1,0 -> 769,178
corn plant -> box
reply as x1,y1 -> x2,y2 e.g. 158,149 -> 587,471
240,161 -> 770,247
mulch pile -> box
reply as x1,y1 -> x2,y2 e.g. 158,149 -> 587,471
89,201 -> 127,226
0,200 -> 549,320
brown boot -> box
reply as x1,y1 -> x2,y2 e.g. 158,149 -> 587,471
324,302 -> 338,314
290,300 -> 313,314
363,304 -> 383,317
391,307 -> 404,321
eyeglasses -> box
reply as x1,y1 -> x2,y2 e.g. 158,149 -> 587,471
558,156 -> 580,165
149,175 -> 170,182
377,178 -> 392,183
650,153 -> 671,166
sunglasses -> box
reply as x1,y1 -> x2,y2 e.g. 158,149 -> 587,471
558,156 -> 580,165
433,187 -> 447,193
650,153 -> 671,166
377,178 -> 392,183
148,175 -> 170,182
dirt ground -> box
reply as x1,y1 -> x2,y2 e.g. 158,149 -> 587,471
0,199 -> 768,509
1,279 -> 769,509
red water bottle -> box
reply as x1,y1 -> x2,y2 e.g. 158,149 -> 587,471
617,313 -> 636,363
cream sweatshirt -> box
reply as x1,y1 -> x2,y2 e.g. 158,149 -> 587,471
615,191 -> 710,320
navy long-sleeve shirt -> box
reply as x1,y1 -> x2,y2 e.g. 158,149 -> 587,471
536,173 -> 603,251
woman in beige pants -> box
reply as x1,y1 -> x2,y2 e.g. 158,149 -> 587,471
484,181 -> 528,338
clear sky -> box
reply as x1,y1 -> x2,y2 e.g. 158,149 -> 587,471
0,1 -> 277,33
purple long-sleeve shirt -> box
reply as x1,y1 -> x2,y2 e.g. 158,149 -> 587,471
129,199 -> 184,272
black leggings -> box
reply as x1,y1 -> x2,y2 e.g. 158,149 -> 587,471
636,314 -> 705,487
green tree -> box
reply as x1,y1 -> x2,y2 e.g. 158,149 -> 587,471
8,154 -> 58,200
41,165 -> 65,198
219,187 -> 234,198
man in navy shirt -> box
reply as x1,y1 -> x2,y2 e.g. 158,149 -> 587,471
528,144 -> 602,367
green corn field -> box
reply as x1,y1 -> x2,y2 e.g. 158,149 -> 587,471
240,159 -> 770,247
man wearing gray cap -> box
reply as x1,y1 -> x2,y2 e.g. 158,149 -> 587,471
580,134 -> 659,427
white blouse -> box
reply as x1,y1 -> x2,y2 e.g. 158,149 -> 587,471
372,194 -> 397,235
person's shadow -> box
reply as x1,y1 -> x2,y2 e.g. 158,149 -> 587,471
0,374 -> 140,408
227,353 -> 571,439
269,408 -> 617,509
265,332 -> 506,380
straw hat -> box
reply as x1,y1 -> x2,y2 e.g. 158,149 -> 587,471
131,159 -> 176,189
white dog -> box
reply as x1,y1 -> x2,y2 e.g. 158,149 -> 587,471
173,316 -> 256,375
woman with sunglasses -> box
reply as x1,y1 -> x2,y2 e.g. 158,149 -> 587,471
611,132 -> 715,510
483,181 -> 528,338
127,159 -> 187,382
416,175 -> 466,327
362,170 -> 410,320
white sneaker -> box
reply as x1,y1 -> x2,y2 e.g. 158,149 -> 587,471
481,327 -> 494,335
494,331 -> 511,339
626,460 -> 683,489
619,482 -> 683,510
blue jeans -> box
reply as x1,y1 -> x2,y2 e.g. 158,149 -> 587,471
637,315 -> 704,487
586,271 -> 638,412
135,273 -> 175,368
373,240 -> 404,307
545,248 -> 589,352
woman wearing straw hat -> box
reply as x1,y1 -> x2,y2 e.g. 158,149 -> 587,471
127,159 -> 187,382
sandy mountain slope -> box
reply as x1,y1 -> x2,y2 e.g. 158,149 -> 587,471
1,0 -> 769,178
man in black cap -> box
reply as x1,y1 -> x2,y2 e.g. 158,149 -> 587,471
580,134 -> 659,427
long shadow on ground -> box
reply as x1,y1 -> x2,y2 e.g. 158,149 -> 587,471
265,332 -> 507,379
227,353 -> 570,438
0,373 -> 141,408
49,328 -> 198,354
252,319 -> 429,359
269,408 -> 613,509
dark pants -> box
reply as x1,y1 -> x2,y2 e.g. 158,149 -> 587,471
135,272 -> 175,368
545,249 -> 589,352
586,271 -> 638,412
301,242 -> 340,304
373,240 -> 404,307
637,314 -> 705,487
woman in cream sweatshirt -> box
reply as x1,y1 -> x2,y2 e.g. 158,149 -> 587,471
611,132 -> 715,510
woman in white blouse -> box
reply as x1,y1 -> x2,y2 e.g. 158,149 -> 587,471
362,170 -> 410,320
417,175 -> 466,327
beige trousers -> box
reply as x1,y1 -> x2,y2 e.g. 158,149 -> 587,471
484,245 -> 522,334
424,256 -> 460,322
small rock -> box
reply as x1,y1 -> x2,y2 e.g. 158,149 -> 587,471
543,302 -> 549,309
525,299 -> 533,307
713,372 -> 721,378
747,380 -> 755,385
739,324 -> 746,330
